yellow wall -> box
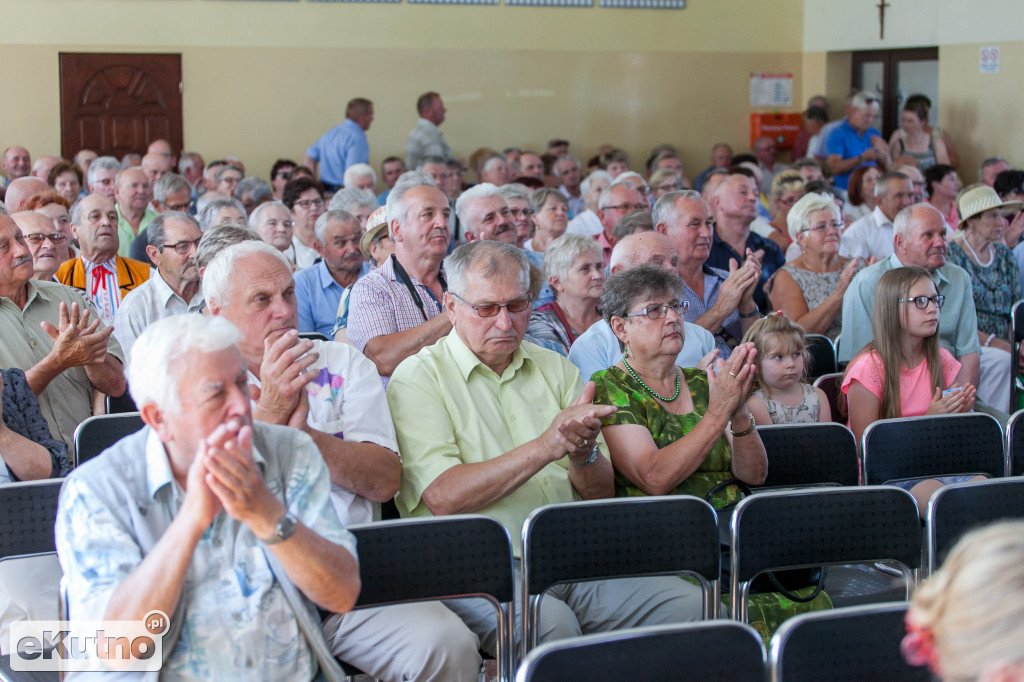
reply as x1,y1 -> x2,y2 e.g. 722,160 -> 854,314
0,0 -> 804,181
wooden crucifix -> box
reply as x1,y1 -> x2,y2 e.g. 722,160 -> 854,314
877,0 -> 891,39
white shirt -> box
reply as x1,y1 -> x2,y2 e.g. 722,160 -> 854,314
567,209 -> 603,238
113,270 -> 204,362
839,205 -> 895,260
291,236 -> 320,270
568,319 -> 716,384
248,339 -> 399,526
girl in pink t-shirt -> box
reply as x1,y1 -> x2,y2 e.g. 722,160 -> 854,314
841,266 -> 978,514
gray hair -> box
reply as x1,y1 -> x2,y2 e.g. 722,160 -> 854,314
234,176 -> 272,203
249,200 -> 290,229
613,171 -> 648,192
652,189 -> 703,228
199,196 -> 246,232
328,187 -> 378,215
600,265 -> 684,327
480,155 -> 506,174
851,90 -> 879,111
598,182 -> 644,210
979,156 -> 1007,180
314,209 -> 359,245
874,171 -> 910,199
203,240 -> 292,308
530,187 -> 569,214
69,198 -> 87,227
385,170 -> 437,237
581,170 -> 613,197
195,223 -> 263,273
497,183 -> 530,204
153,172 -> 192,204
612,211 -> 654,240
128,314 -> 240,413
86,156 -> 120,188
343,163 -> 376,188
786,192 -> 841,240
455,182 -> 502,224
444,240 -> 529,299
542,234 -> 603,288
893,202 -> 944,237
553,155 -> 581,176
178,152 -> 202,174
146,211 -> 200,249
418,155 -> 447,169
214,164 -> 243,183
0,201 -> 7,216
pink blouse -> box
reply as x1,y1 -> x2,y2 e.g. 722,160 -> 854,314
841,348 -> 960,417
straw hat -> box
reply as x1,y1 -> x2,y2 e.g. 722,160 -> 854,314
360,206 -> 390,260
957,185 -> 1022,229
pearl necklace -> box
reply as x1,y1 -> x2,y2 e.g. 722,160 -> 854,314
623,358 -> 681,402
961,234 -> 994,267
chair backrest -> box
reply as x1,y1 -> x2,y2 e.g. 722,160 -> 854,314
769,602 -> 930,682
104,390 -> 138,414
0,479 -> 64,560
812,372 -> 845,423
298,331 -> 330,342
521,496 -> 720,657
862,413 -> 1005,486
515,621 -> 767,682
926,477 -> 1024,572
72,413 -> 145,467
730,486 -> 921,622
1006,408 -> 1024,477
753,423 -> 859,489
804,334 -> 837,379
347,515 -> 516,679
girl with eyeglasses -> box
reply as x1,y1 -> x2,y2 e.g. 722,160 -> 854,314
842,266 -> 979,515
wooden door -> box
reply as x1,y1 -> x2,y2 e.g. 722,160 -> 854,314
59,53 -> 183,160
852,47 -> 938,140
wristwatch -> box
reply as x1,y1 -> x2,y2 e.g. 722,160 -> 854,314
263,511 -> 298,545
572,445 -> 601,468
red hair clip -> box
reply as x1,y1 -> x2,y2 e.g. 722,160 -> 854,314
901,613 -> 941,675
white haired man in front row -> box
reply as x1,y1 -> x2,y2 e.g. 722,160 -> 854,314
203,240 -> 481,681
55,314 -> 360,678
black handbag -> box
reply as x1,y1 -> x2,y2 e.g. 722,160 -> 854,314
707,479 -> 827,603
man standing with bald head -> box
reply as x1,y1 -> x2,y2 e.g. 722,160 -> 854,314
114,167 -> 158,257
56,193 -> 149,325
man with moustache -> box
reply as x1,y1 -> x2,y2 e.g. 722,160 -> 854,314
113,211 -> 204,360
457,183 -> 518,245
348,172 -> 453,386
0,213 -> 126,452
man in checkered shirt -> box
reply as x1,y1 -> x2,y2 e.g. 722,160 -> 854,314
348,172 -> 453,387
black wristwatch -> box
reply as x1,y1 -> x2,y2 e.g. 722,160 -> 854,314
263,511 -> 298,545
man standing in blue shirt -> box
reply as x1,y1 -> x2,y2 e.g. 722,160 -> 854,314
825,90 -> 891,191
304,98 -> 374,193
295,209 -> 371,337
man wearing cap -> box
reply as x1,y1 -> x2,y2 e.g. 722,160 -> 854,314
945,185 -> 1024,413
295,210 -> 371,338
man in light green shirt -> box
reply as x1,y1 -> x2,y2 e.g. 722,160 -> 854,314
388,240 -> 704,656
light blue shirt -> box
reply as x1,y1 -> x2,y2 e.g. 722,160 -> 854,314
568,319 -> 716,383
305,118 -> 369,186
296,259 -> 372,337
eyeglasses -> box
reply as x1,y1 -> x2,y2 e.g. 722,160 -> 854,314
450,292 -> 532,317
509,208 -> 535,218
24,233 -> 68,244
627,300 -> 689,319
160,237 -> 202,255
799,221 -> 844,234
603,203 -> 649,212
899,295 -> 945,310
293,198 -> 325,209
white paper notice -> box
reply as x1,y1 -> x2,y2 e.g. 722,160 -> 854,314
979,46 -> 1000,74
750,73 -> 793,107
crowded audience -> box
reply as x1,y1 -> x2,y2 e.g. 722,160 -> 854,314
2,83 -> 1024,679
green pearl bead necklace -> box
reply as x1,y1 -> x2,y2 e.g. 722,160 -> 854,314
622,357 -> 681,402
